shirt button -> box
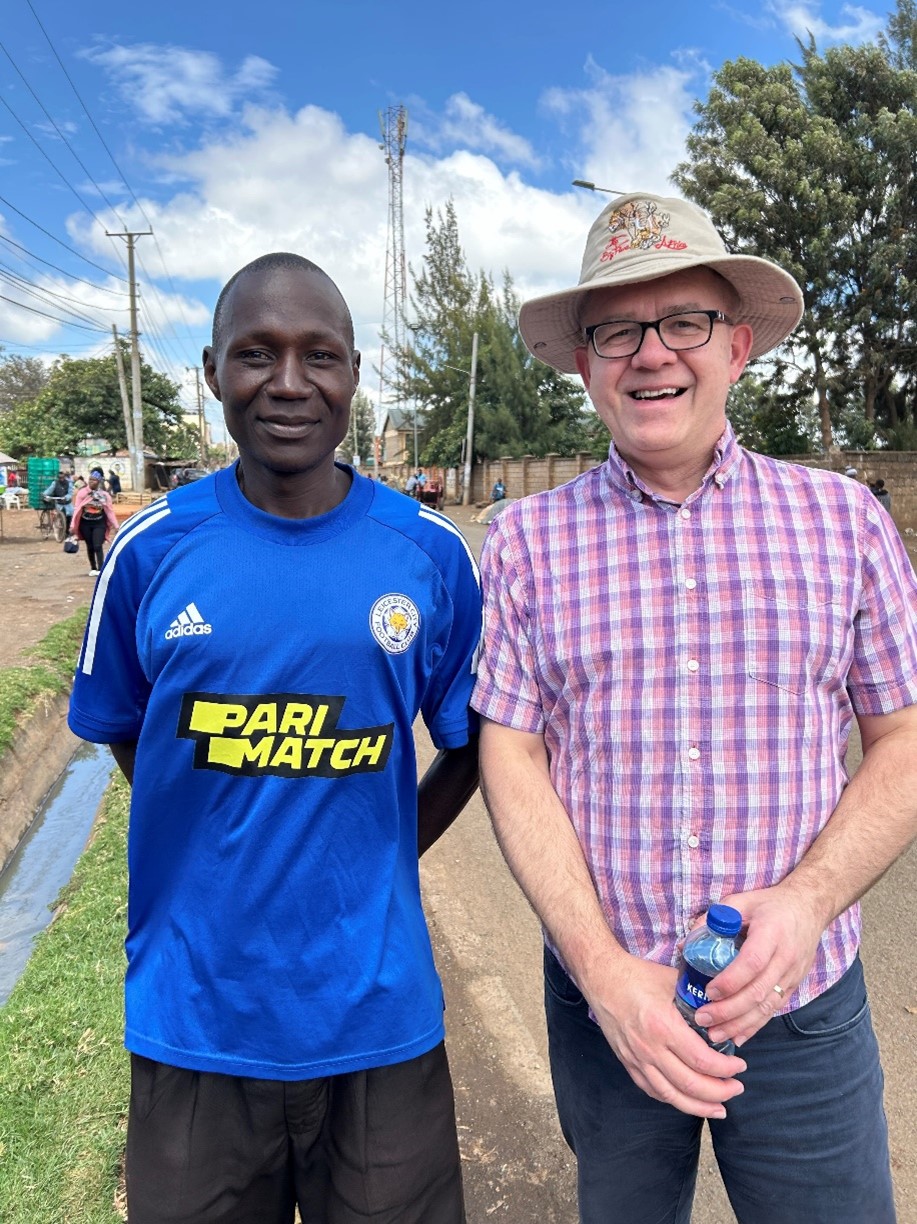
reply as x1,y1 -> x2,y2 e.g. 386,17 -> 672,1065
687,659 -> 700,672
685,578 -> 697,590
680,508 -> 692,520
687,834 -> 700,848
688,747 -> 701,760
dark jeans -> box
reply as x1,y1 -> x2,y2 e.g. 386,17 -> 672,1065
79,516 -> 106,571
545,948 -> 895,1223
126,1043 -> 465,1224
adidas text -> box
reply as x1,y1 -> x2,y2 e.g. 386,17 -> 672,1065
165,622 -> 212,640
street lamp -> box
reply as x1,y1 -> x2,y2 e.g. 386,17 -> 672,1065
572,179 -> 626,195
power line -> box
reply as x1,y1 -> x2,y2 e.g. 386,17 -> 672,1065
0,292 -> 108,331
0,232 -> 128,295
0,270 -> 111,330
0,92 -> 112,234
0,260 -> 128,315
0,37 -> 129,228
0,335 -> 103,351
26,0 -> 154,225
18,3 -> 202,366
135,250 -> 198,366
0,191 -> 128,281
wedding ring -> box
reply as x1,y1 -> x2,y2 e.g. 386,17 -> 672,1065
773,984 -> 786,999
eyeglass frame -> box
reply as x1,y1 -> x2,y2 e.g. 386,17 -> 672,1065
583,309 -> 732,360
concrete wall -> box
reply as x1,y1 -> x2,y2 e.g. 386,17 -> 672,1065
471,450 -> 917,533
471,454 -> 599,503
781,451 -> 917,533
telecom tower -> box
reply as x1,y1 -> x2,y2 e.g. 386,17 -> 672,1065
378,105 -> 414,466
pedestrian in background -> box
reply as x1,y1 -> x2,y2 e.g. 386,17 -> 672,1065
870,478 -> 893,513
473,192 -> 917,1223
70,472 -> 118,576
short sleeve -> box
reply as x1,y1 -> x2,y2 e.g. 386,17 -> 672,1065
846,499 -> 917,715
419,533 -> 482,750
68,527 -> 153,743
472,514 -> 545,733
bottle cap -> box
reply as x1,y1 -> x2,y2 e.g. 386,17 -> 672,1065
706,903 -> 742,937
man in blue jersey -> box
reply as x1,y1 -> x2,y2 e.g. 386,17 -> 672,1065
68,253 -> 481,1224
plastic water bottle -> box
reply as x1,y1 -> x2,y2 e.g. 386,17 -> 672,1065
674,903 -> 743,1055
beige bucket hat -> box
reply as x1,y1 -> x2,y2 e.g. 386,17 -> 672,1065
519,192 -> 804,373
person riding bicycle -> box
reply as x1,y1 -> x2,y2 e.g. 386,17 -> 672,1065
42,471 -> 74,528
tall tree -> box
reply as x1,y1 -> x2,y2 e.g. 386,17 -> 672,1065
0,344 -> 196,458
339,388 -> 376,467
673,2 -> 917,451
0,350 -> 50,415
390,203 -> 590,466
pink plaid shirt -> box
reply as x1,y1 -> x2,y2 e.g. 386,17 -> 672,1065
472,426 -> 917,1008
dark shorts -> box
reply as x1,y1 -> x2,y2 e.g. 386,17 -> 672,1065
126,1043 -> 465,1224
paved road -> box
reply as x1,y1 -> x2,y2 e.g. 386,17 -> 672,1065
419,504 -> 917,1223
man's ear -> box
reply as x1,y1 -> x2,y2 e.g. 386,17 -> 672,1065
573,345 -> 592,393
728,324 -> 754,385
202,346 -> 221,401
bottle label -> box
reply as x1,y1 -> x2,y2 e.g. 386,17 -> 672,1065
675,963 -> 713,1010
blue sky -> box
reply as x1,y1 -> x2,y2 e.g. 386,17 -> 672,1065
0,0 -> 893,437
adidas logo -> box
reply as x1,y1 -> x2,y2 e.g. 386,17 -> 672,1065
165,602 -> 213,641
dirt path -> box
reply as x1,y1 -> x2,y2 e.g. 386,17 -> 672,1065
0,507 -> 123,667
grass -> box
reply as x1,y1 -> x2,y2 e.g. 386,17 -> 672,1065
0,609 -> 90,756
0,775 -> 129,1222
0,613 -> 128,1221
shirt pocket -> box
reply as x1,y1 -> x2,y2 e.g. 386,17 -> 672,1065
743,576 -> 851,696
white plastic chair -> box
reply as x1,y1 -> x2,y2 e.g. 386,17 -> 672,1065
1,490 -> 22,510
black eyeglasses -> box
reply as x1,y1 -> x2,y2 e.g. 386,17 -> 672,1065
584,310 -> 731,360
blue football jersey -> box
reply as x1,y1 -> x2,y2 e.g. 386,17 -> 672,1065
69,465 -> 481,1079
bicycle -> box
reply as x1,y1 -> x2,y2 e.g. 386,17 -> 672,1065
37,497 -> 70,544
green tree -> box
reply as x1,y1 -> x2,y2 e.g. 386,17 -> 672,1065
0,343 -> 195,458
728,373 -> 818,455
338,388 -> 376,467
0,350 -> 50,415
391,202 -> 589,466
673,2 -> 917,451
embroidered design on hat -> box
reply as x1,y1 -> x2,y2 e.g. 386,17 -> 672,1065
600,199 -> 687,263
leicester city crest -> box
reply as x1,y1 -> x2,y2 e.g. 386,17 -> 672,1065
370,593 -> 421,654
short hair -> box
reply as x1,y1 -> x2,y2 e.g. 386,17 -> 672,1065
211,253 -> 354,352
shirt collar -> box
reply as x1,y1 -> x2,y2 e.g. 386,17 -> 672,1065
603,421 -> 743,506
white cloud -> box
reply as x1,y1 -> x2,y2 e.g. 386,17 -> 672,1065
59,57 -> 704,401
542,55 -> 704,198
769,1 -> 885,43
83,43 -> 279,126
411,93 -> 542,168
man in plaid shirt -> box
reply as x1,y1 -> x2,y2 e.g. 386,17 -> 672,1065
472,193 -> 917,1223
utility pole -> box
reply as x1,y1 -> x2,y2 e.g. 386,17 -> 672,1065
111,323 -> 134,453
462,332 -> 479,506
108,228 -> 151,495
187,366 -> 206,463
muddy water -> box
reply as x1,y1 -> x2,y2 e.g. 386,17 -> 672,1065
0,741 -> 114,1006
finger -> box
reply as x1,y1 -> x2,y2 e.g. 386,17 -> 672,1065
640,1056 -> 746,1119
705,935 -> 779,1002
699,979 -> 791,1043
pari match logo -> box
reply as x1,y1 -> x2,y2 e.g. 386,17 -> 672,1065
177,692 -> 393,779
